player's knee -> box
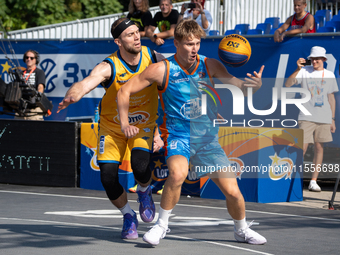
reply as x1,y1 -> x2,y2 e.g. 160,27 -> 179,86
100,163 -> 124,200
167,168 -> 188,186
131,150 -> 152,184
225,186 -> 243,202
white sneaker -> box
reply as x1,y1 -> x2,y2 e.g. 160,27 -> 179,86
143,222 -> 170,246
234,221 -> 267,245
308,182 -> 321,192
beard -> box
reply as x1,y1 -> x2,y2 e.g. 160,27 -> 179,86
123,43 -> 141,54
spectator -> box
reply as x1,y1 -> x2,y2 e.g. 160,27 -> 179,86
146,0 -> 179,45
285,46 -> 338,192
127,0 -> 152,37
15,50 -> 46,121
177,0 -> 212,35
274,0 -> 315,43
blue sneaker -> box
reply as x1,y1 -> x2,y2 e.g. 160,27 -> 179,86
137,186 -> 155,222
121,211 -> 138,239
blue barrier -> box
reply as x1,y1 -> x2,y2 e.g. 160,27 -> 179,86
1,34 -> 339,147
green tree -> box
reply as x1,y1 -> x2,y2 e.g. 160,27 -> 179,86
0,0 -> 123,32
118,0 -> 186,13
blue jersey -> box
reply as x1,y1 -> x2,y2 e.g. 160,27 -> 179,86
158,54 -> 219,142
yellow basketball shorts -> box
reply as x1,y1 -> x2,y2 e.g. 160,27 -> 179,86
97,123 -> 156,164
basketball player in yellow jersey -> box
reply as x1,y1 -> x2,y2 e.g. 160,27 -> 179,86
57,18 -> 164,240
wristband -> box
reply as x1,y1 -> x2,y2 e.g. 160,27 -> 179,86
153,34 -> 158,39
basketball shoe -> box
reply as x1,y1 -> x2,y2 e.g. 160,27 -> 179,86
128,184 -> 138,193
143,219 -> 170,245
121,211 -> 138,239
137,186 -> 155,222
234,221 -> 267,245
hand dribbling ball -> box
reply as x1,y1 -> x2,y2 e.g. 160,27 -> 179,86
218,34 -> 251,67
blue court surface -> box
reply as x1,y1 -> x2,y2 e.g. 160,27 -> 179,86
1,183 -> 340,255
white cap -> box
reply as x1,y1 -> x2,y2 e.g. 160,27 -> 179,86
308,46 -> 327,60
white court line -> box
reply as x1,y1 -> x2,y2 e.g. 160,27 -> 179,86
1,190 -> 340,223
0,217 -> 273,255
0,190 -> 108,200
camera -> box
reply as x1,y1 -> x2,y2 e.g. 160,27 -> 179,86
184,3 -> 196,9
302,59 -> 311,66
0,68 -> 53,117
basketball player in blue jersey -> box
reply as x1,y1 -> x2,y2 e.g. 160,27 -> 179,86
118,19 -> 266,245
57,18 -> 165,240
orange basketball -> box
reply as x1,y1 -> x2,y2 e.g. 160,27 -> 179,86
218,34 -> 251,67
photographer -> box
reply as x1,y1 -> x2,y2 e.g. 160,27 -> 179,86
177,0 -> 212,35
15,50 -> 46,121
285,46 -> 338,192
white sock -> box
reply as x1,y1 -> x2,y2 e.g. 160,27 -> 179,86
118,202 -> 134,216
157,206 -> 172,227
137,184 -> 148,192
310,180 -> 317,185
234,218 -> 247,232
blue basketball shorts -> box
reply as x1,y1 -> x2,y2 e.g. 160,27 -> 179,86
165,134 -> 231,178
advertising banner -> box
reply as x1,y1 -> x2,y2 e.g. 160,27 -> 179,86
200,127 -> 304,202
0,119 -> 78,187
80,123 -> 134,191
1,35 -> 338,146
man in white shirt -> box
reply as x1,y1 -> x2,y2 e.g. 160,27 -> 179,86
285,46 -> 338,192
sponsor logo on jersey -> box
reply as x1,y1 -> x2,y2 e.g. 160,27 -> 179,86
170,140 -> 178,149
117,79 -> 130,84
173,71 -> 181,77
180,98 -> 201,119
171,77 -> 189,83
99,136 -> 105,154
113,111 -> 150,125
198,71 -> 206,78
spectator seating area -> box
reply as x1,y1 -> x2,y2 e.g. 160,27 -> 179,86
221,9 -> 340,36
315,9 -> 340,32
224,17 -> 281,35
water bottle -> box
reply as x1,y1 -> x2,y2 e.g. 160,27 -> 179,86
94,105 -> 99,123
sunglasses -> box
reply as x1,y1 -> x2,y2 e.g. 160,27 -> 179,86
25,56 -> 36,60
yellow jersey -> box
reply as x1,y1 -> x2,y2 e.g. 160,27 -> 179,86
99,46 -> 158,131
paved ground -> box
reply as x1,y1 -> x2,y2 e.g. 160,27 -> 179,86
1,182 -> 340,255
273,180 -> 340,210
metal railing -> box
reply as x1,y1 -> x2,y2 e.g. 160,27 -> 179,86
314,0 -> 340,15
6,0 -> 299,39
